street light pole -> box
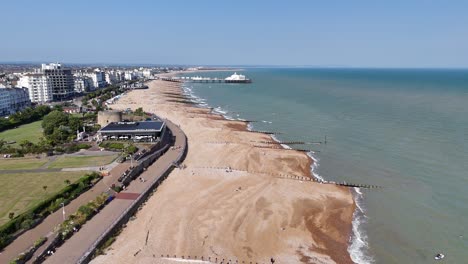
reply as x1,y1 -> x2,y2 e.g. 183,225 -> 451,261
61,203 -> 65,221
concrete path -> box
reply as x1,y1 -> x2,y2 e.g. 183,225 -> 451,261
65,150 -> 117,157
43,121 -> 186,264
61,160 -> 120,172
0,168 -> 62,174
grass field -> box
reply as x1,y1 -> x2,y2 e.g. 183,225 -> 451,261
0,157 -> 48,170
0,171 -> 87,225
48,155 -> 117,169
0,121 -> 43,146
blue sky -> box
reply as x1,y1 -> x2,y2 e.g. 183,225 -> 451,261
2,0 -> 468,67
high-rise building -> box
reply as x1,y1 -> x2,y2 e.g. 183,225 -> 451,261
18,73 -> 53,103
18,63 -> 75,102
41,63 -> 75,101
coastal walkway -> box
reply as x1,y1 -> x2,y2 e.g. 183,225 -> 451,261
0,163 -> 131,263
43,120 -> 187,264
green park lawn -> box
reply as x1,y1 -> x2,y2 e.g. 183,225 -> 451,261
0,157 -> 48,170
48,155 -> 117,169
0,120 -> 43,146
0,171 -> 87,225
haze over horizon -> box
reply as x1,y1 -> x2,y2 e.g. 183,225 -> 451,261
2,0 -> 467,68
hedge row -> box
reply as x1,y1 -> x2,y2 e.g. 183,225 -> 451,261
99,142 -> 125,151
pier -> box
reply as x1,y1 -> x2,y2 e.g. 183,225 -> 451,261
162,77 -> 252,84
161,72 -> 252,84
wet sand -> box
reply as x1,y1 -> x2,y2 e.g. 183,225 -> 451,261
91,79 -> 355,264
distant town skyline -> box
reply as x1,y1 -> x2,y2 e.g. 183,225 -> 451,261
2,0 -> 468,68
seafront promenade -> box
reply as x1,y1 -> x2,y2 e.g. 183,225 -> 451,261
43,119 -> 187,264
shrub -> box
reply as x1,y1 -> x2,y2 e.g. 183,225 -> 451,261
77,205 -> 93,216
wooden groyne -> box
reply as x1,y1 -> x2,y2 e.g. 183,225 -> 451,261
165,99 -> 199,105
161,77 -> 183,83
247,130 -> 282,135
204,141 -> 316,152
163,95 -> 191,100
252,140 -> 322,145
195,166 -> 381,189
277,175 -> 381,189
252,145 -> 318,153
158,254 -> 271,264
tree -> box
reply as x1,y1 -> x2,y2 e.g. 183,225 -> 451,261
68,116 -> 83,132
53,105 -> 63,112
43,185 -> 48,191
64,179 -> 71,185
42,110 -> 69,136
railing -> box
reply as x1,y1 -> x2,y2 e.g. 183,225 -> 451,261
77,123 -> 187,264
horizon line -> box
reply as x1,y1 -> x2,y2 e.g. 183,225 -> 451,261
0,61 -> 467,70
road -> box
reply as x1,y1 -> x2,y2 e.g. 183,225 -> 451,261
43,120 -> 186,264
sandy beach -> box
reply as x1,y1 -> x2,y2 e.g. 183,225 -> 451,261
91,79 -> 355,264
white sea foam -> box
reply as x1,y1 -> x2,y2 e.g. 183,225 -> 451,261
348,188 -> 374,264
306,151 -> 325,181
261,120 -> 273,124
214,107 -> 227,115
271,134 -> 292,149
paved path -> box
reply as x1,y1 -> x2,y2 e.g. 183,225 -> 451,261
61,160 -> 120,172
0,163 -> 131,263
44,120 -> 186,264
0,168 -> 62,174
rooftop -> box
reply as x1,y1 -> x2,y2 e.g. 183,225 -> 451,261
99,121 -> 165,132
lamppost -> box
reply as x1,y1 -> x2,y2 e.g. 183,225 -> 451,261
129,154 -> 133,168
61,203 -> 65,221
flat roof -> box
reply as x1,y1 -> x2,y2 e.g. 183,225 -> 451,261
100,121 -> 165,132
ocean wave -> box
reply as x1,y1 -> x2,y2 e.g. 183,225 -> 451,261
261,120 -> 273,124
306,152 -> 325,181
214,106 -> 228,115
348,188 -> 374,264
271,134 -> 292,149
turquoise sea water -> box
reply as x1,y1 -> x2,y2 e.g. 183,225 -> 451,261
179,68 -> 468,263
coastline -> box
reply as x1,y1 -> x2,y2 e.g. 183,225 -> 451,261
92,78 -> 356,264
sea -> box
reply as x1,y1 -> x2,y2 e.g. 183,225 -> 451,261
178,68 -> 468,263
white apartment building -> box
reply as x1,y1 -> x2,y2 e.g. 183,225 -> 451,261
89,69 -> 107,88
0,85 -> 31,116
74,76 -> 93,93
18,74 -> 53,103
124,71 -> 135,81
